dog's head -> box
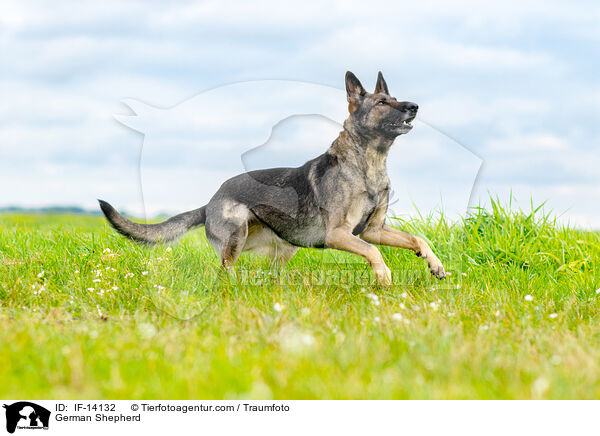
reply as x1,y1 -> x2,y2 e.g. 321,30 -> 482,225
344,71 -> 418,139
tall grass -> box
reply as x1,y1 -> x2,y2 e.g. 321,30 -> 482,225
0,198 -> 599,399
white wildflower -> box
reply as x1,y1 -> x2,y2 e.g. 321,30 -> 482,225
524,294 -> 534,301
549,313 -> 558,319
137,322 -> 157,339
532,376 -> 550,397
366,293 -> 380,306
273,302 -> 285,312
301,333 -> 315,346
278,326 -> 315,354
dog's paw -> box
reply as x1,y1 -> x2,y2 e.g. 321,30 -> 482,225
375,264 -> 392,287
429,260 -> 446,280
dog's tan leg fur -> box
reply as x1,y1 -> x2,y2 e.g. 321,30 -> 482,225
326,227 -> 391,286
361,225 -> 446,279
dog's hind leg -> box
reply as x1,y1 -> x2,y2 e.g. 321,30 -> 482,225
205,200 -> 250,270
220,224 -> 248,269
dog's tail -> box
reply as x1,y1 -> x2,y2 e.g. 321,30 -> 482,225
98,200 -> 206,245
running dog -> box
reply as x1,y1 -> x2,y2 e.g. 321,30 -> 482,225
99,71 -> 446,285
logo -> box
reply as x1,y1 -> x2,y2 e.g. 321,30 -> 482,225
3,402 -> 50,434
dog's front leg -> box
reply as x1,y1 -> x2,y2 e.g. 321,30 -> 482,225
325,227 -> 392,286
361,225 -> 446,279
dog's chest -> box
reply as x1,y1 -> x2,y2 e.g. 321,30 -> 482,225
347,186 -> 387,235
346,158 -> 390,234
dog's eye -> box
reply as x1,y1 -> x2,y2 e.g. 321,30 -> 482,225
376,100 -> 387,106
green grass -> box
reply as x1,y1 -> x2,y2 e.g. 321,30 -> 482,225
1,199 -> 600,399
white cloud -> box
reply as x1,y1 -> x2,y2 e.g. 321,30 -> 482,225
421,96 -> 551,128
486,134 -> 569,152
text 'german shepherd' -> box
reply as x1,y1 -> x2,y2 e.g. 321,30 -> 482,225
99,71 -> 446,285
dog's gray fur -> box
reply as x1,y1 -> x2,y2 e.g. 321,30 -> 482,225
99,72 -> 446,285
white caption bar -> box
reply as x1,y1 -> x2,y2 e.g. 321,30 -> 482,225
1,400 -> 597,435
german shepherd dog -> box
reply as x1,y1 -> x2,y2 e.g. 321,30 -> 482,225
99,72 -> 446,286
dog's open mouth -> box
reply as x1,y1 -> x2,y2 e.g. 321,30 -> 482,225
403,115 -> 416,126
388,116 -> 414,130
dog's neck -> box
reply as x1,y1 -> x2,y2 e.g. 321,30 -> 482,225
341,118 -> 395,152
326,120 -> 394,189
331,120 -> 394,166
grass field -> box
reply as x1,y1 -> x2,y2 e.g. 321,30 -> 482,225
1,200 -> 600,399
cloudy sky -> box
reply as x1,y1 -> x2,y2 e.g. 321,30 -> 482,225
1,1 -> 599,226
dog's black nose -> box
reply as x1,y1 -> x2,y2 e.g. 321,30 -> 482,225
403,102 -> 418,113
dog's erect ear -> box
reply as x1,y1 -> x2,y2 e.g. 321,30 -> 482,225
345,71 -> 366,98
374,71 -> 389,95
